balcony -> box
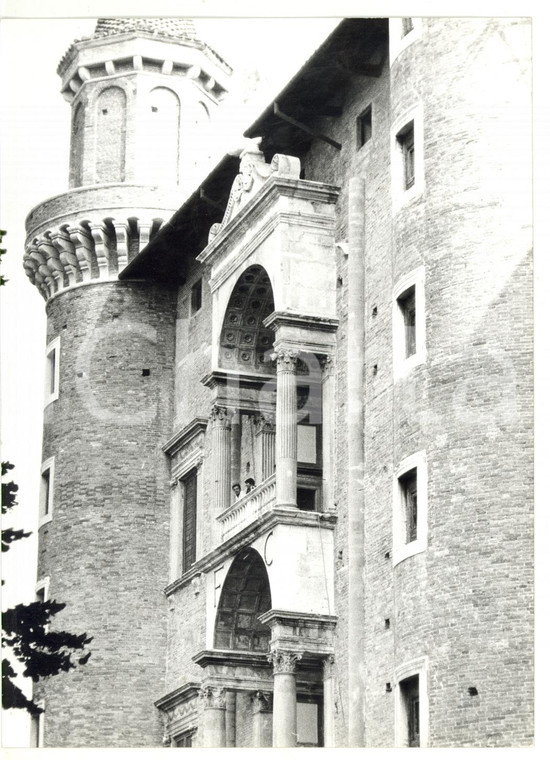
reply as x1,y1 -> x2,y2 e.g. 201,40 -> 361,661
217,474 -> 276,542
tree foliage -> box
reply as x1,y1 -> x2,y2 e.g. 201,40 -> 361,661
1,461 -> 92,714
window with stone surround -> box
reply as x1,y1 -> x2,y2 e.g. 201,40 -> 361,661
395,658 -> 429,747
391,106 -> 424,208
389,18 -> 422,63
393,267 -> 425,378
39,458 -> 55,527
393,451 -> 427,565
44,336 -> 60,405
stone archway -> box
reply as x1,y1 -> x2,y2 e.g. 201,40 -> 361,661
219,265 -> 275,374
214,547 -> 272,652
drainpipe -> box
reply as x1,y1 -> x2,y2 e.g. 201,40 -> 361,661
347,176 -> 366,746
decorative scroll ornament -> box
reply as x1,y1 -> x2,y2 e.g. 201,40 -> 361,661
323,654 -> 335,679
271,349 -> 299,371
251,690 -> 273,714
199,686 -> 226,709
254,412 -> 275,433
267,649 -> 302,675
208,148 -> 301,243
320,354 -> 335,378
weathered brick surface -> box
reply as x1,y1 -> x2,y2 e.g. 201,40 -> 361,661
37,281 -> 176,746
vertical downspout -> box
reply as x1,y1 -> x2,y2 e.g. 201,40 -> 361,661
347,177 -> 366,746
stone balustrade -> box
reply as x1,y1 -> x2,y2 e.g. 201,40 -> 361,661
217,474 -> 276,542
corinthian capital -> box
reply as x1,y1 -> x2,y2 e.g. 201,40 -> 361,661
271,349 -> 298,371
267,649 -> 302,674
251,690 -> 273,714
199,686 -> 226,709
210,404 -> 229,426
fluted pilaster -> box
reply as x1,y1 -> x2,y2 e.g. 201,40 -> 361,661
268,649 -> 302,748
254,412 -> 276,481
200,686 -> 226,748
273,349 -> 298,508
210,405 -> 231,514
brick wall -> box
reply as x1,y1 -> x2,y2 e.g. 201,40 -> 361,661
36,280 -> 176,746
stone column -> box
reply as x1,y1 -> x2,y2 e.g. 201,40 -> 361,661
200,686 -> 227,748
225,690 -> 236,747
251,690 -> 273,748
273,349 -> 298,508
254,413 -> 276,481
230,410 -> 242,491
210,405 -> 231,514
268,649 -> 302,747
323,656 -> 335,748
321,355 -> 335,512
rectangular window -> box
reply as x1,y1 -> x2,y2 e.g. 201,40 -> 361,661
44,336 -> 60,404
392,267 -> 425,378
397,123 -> 415,190
393,451 -> 427,566
30,702 -> 45,747
297,486 -> 316,512
357,104 -> 372,149
181,470 -> 197,573
39,458 -> 54,526
400,675 -> 420,747
191,278 -> 202,313
399,469 -> 418,544
398,286 -> 416,358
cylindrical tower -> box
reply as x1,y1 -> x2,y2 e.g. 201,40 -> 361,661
23,18 -> 231,747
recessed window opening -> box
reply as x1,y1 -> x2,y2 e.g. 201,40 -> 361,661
401,17 -> 414,37
181,470 -> 197,573
297,486 -> 316,512
399,468 -> 418,544
400,674 -> 420,747
41,469 -> 51,518
357,104 -> 372,148
47,350 -> 56,395
397,122 -> 415,190
398,285 -> 416,358
191,278 -> 202,313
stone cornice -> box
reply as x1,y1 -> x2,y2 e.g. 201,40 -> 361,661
164,508 -> 337,597
197,174 -> 339,273
163,417 -> 208,457
259,610 -> 338,629
264,311 -> 339,334
154,682 -> 200,712
192,649 -> 272,671
201,369 -> 276,390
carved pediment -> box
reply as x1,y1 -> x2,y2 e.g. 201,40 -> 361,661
209,148 -> 300,243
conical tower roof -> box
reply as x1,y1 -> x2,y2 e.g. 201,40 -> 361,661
93,17 -> 199,42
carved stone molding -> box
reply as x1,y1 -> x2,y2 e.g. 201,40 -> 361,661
320,354 -> 335,379
323,655 -> 335,679
253,412 -> 275,433
200,686 -> 226,710
209,404 -> 230,426
208,149 -> 301,243
251,690 -> 273,714
272,349 -> 299,372
267,649 -> 303,675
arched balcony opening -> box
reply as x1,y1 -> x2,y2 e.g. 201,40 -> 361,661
219,265 -> 275,375
214,548 -> 272,652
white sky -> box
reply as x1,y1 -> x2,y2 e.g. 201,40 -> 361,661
0,0 -> 548,756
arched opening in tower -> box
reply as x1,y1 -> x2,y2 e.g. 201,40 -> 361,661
219,265 -> 275,374
214,547 -> 272,652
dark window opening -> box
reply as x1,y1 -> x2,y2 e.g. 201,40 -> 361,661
357,104 -> 372,148
397,123 -> 415,189
402,18 -> 414,37
400,674 -> 420,747
297,487 -> 316,512
182,471 -> 197,573
175,731 -> 195,747
41,469 -> 51,517
399,468 -> 418,544
191,278 -> 202,313
398,285 -> 416,358
47,349 -> 56,395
